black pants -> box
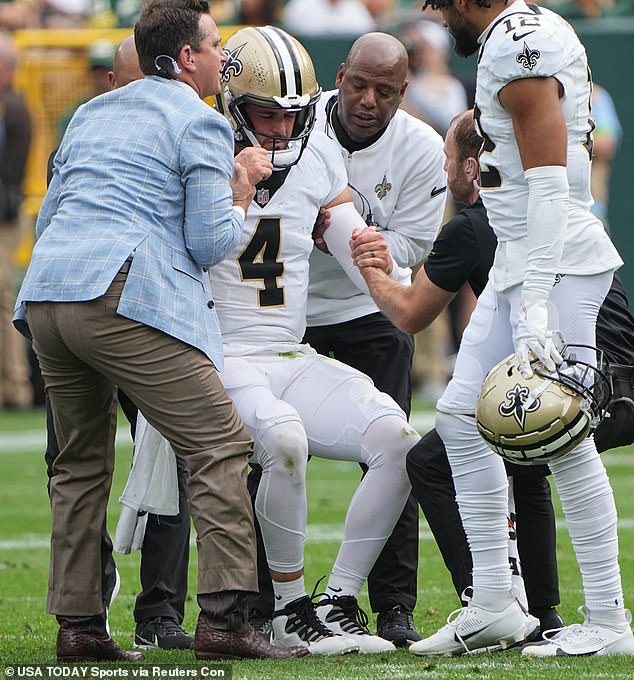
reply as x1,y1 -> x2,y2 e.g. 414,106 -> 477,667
594,272 -> 634,451
45,389 -> 191,624
594,364 -> 634,453
407,428 -> 561,611
247,464 -> 274,618
305,312 -> 419,614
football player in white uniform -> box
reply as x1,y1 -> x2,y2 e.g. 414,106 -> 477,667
401,0 -> 634,657
304,33 -> 447,646
131,26 -> 419,656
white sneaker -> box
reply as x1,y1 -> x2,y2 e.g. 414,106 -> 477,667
522,607 -> 634,657
409,599 -> 536,656
272,596 -> 359,656
316,595 -> 396,653
105,568 -> 120,636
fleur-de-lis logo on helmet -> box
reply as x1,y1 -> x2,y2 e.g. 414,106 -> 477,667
516,42 -> 541,71
498,383 -> 541,430
221,43 -> 246,83
374,174 -> 392,200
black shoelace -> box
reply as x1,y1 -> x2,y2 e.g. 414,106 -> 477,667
308,575 -> 371,635
382,606 -> 415,630
275,596 -> 336,642
152,617 -> 186,636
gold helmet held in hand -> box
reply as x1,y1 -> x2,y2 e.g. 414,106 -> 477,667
476,345 -> 612,465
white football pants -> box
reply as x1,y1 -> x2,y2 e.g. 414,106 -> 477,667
436,272 -> 626,618
220,345 -> 418,588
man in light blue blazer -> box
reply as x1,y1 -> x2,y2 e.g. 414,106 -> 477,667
14,0 -> 307,663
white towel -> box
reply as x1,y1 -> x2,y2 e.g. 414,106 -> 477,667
113,414 -> 179,554
114,505 -> 148,554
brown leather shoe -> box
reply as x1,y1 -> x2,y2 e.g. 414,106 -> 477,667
57,627 -> 144,662
194,614 -> 309,660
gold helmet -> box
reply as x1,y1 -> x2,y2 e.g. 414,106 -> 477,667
216,26 -> 321,169
476,345 -> 611,466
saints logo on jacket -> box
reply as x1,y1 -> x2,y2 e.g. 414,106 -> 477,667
374,174 -> 392,200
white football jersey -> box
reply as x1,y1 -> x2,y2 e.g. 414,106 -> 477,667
208,131 -> 348,354
307,90 -> 447,326
475,0 -> 622,290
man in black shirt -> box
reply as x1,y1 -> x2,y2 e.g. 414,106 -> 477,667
351,109 -> 634,635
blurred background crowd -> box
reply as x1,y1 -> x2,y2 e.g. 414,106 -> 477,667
0,0 -> 633,30
0,0 -> 631,411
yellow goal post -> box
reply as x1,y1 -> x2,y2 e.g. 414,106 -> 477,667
13,26 -> 241,218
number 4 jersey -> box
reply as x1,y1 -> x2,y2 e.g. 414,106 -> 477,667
475,0 -> 622,291
208,131 -> 348,355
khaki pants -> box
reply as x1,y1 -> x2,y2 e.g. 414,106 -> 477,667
0,217 -> 32,407
27,267 -> 257,616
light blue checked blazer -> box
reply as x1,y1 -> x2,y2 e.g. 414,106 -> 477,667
14,76 -> 242,369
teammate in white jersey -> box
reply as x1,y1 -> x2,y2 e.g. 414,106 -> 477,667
304,33 -> 446,646
405,0 -> 633,657
212,26 -> 421,655
308,38 -> 446,328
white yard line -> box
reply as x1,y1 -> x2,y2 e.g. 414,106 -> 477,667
0,428 -> 134,454
0,418 -> 436,454
2,517 -> 634,551
2,416 -> 632,551
2,415 -> 632,463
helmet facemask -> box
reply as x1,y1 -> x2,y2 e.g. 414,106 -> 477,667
216,26 -> 322,171
221,90 -> 319,170
532,344 -> 612,432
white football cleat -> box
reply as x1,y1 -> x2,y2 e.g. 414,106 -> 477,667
272,596 -> 359,656
522,607 -> 634,657
409,599 -> 537,656
317,595 -> 396,653
524,614 -> 541,641
469,613 -> 541,654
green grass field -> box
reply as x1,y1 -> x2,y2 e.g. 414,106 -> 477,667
1,405 -> 633,679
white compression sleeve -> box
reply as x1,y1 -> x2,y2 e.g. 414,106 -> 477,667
322,202 -> 372,295
522,165 -> 569,300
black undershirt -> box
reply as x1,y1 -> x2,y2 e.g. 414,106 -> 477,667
254,166 -> 291,207
325,95 -> 388,154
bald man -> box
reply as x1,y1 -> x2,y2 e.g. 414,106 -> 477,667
302,32 -> 447,646
44,36 -> 194,652
108,35 -> 143,89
